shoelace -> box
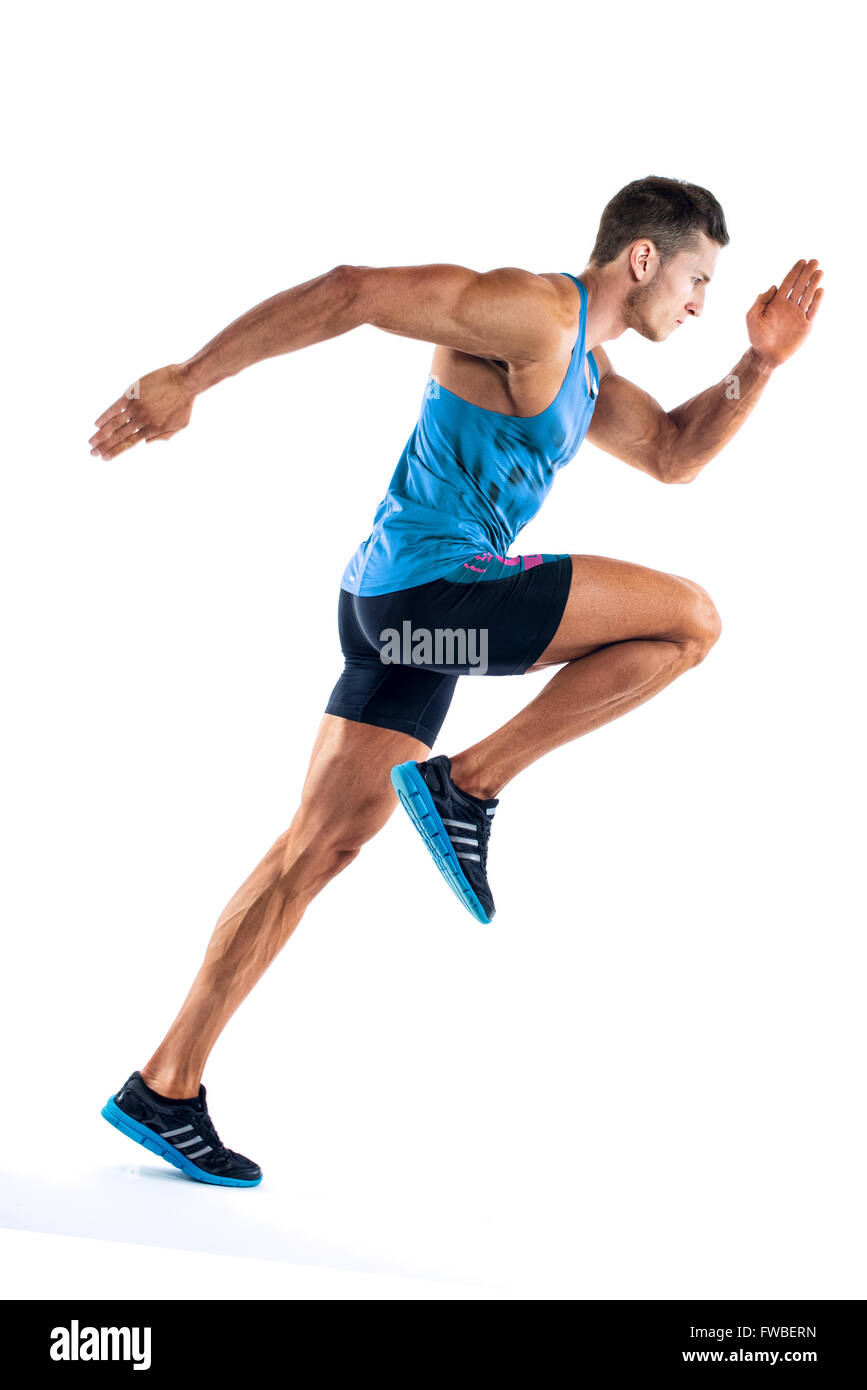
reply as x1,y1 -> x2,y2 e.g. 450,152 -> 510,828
195,1108 -> 229,1155
163,1092 -> 228,1157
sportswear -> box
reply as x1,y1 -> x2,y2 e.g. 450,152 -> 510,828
325,552 -> 572,745
341,273 -> 598,597
101,1070 -> 262,1187
390,755 -> 499,923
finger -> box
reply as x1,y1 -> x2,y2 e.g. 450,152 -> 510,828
805,286 -> 824,321
144,429 -> 178,444
89,403 -> 141,451
92,395 -> 134,431
798,266 -> 823,307
790,258 -> 818,300
778,260 -> 806,298
90,416 -> 142,457
101,431 -> 145,461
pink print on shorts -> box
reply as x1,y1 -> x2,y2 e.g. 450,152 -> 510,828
461,550 -> 542,575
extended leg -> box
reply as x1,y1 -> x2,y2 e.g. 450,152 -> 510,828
449,553 -> 721,799
138,715 -> 428,1098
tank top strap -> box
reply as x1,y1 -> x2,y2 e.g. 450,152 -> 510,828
559,271 -> 589,384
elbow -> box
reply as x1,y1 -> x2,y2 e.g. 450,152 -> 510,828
329,263 -> 369,327
658,445 -> 697,484
657,452 -> 684,484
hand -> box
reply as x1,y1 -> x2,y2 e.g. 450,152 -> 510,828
89,363 -> 195,460
746,259 -> 824,369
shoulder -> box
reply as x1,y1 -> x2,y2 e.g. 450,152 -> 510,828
539,273 -> 607,360
538,278 -> 615,378
539,271 -> 581,319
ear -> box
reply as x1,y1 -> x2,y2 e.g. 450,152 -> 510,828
629,239 -> 655,282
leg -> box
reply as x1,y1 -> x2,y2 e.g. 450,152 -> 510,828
139,714 -> 428,1097
449,553 -> 722,799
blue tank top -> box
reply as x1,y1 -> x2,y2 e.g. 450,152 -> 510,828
341,273 -> 599,596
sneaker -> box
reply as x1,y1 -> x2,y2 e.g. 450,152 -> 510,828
390,754 -> 499,923
101,1071 -> 262,1187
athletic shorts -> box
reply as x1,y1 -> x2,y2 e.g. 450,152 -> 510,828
325,550 -> 572,747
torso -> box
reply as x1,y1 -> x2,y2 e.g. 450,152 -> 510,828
428,272 -> 598,418
341,273 -> 602,596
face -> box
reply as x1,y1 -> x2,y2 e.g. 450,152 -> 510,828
623,232 -> 719,342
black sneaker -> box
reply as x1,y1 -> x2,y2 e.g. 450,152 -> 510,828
101,1070 -> 262,1187
390,754 -> 499,923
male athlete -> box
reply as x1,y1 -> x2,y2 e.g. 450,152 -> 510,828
90,176 -> 823,1186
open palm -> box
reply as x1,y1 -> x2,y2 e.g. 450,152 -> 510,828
747,258 -> 823,369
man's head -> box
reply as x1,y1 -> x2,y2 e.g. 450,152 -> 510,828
589,176 -> 729,342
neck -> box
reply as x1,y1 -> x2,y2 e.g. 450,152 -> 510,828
576,262 -> 634,350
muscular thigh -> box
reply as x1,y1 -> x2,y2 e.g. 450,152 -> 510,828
293,713 -> 428,843
529,553 -> 716,669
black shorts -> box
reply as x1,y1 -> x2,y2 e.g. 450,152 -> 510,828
325,551 -> 572,747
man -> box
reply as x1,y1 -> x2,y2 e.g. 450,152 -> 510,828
90,176 -> 823,1187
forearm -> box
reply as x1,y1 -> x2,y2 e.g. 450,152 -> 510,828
663,346 -> 776,483
179,264 -> 364,396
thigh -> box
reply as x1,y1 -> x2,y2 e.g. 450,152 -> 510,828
295,713 -> 430,842
529,553 -> 714,668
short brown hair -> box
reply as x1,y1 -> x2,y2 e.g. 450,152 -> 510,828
589,175 -> 730,266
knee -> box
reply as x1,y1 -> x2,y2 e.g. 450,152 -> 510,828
682,583 -> 723,665
279,789 -> 394,881
322,792 -> 395,857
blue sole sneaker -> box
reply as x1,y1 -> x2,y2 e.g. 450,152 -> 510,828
390,755 -> 499,924
101,1071 -> 262,1187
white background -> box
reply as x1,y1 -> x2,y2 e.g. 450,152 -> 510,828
2,0 -> 864,1300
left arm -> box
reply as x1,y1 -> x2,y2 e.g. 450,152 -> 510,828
586,258 -> 824,484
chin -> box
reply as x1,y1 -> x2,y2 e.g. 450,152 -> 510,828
636,322 -> 668,344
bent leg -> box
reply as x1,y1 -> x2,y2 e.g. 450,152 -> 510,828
139,714 -> 428,1097
449,553 -> 722,799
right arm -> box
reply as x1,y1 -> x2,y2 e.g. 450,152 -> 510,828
180,263 -> 365,396
89,263 -> 567,460
356,262 -> 570,363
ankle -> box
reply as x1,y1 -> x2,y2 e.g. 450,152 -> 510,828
139,1066 -> 202,1101
448,752 -> 499,802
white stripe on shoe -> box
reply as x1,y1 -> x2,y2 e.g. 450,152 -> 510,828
185,1146 -> 213,1160
160,1124 -> 194,1138
442,818 -> 476,831
448,835 -> 478,847
456,852 -> 481,862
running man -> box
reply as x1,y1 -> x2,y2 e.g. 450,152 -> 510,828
90,176 -> 823,1186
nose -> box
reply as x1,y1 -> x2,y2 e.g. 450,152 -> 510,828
686,287 -> 705,318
